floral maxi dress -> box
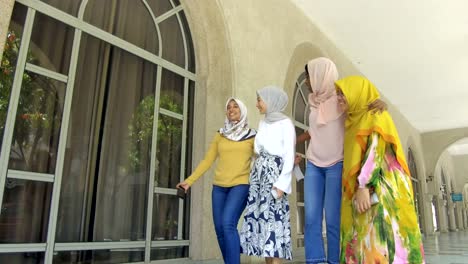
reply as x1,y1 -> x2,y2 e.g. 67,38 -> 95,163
341,132 -> 425,264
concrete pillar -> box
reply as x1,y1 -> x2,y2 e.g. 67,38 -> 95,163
465,209 -> 468,229
438,198 -> 449,232
423,196 -> 435,234
456,206 -> 464,230
448,203 -> 457,231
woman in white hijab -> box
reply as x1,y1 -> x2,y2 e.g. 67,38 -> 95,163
177,97 -> 255,264
240,86 -> 296,263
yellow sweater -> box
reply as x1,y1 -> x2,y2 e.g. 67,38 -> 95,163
185,132 -> 255,187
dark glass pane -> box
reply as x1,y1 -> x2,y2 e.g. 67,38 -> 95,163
9,2 -> 28,34
150,246 -> 188,261
146,0 -> 173,18
298,71 -> 306,81
0,252 -> 45,264
296,176 -> 304,203
159,15 -> 185,68
155,115 -> 182,188
0,3 -> 27,153
294,87 -> 306,123
295,127 -> 306,205
171,0 -> 180,6
0,179 -> 52,243
294,90 -> 306,120
152,194 -> 183,240
182,81 -> 194,238
297,206 -> 305,235
8,72 -> 64,174
305,106 -> 311,126
39,0 -> 82,17
53,249 -> 144,264
184,82 -> 195,184
160,69 -> 184,114
295,127 -> 307,155
178,12 -> 195,72
29,12 -> 74,74
84,0 -> 158,54
56,34 -> 156,242
299,80 -> 311,126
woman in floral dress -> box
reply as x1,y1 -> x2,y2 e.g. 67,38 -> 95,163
336,76 -> 425,264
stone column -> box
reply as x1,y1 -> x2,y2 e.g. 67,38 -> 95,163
457,205 -> 464,230
423,195 -> 435,235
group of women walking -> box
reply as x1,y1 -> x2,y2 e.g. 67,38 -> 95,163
176,57 -> 425,264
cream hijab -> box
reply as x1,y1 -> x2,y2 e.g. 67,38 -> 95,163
307,57 -> 344,125
219,97 -> 256,141
257,86 -> 289,123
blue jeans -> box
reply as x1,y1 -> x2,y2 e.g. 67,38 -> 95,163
304,160 -> 343,264
212,184 -> 249,264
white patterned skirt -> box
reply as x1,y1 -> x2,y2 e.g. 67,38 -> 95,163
240,151 -> 292,260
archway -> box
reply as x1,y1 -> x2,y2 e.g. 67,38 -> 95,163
408,147 -> 425,233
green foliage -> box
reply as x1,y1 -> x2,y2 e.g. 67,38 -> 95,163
128,94 -> 183,171
1,31 -> 61,169
0,31 -> 20,133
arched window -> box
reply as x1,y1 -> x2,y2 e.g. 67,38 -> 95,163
292,71 -> 310,247
0,0 -> 195,262
407,148 -> 424,233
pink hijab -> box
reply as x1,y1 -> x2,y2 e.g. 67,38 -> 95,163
307,57 -> 344,125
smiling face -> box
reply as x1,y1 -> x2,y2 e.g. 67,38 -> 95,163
226,99 -> 241,122
256,96 -> 267,114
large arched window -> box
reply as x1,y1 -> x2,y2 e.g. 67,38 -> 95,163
0,0 -> 195,263
292,71 -> 310,247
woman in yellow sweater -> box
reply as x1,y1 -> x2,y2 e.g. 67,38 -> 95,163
176,97 -> 256,264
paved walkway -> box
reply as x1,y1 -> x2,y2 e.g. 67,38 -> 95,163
284,230 -> 468,264
185,230 -> 468,263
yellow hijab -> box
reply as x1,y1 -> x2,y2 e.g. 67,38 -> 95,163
335,76 -> 410,200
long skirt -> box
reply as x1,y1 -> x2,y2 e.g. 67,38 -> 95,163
240,151 -> 292,260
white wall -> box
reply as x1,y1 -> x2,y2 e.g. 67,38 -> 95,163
182,0 -> 433,260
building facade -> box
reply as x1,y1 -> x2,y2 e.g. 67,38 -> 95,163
0,0 -> 467,263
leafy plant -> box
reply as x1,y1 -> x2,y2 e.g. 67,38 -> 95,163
1,30 -> 62,171
127,94 -> 183,172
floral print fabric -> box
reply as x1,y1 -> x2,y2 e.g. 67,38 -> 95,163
240,151 -> 292,260
341,132 -> 425,264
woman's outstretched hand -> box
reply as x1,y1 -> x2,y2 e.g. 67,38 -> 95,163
176,181 -> 190,193
354,187 -> 371,214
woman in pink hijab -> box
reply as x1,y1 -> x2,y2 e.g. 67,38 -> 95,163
296,57 -> 385,264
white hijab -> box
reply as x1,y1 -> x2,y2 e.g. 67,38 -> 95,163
257,86 -> 289,123
219,97 -> 256,141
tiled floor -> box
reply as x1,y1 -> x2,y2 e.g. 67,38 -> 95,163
285,230 -> 468,263
423,230 -> 468,264
191,230 -> 468,263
